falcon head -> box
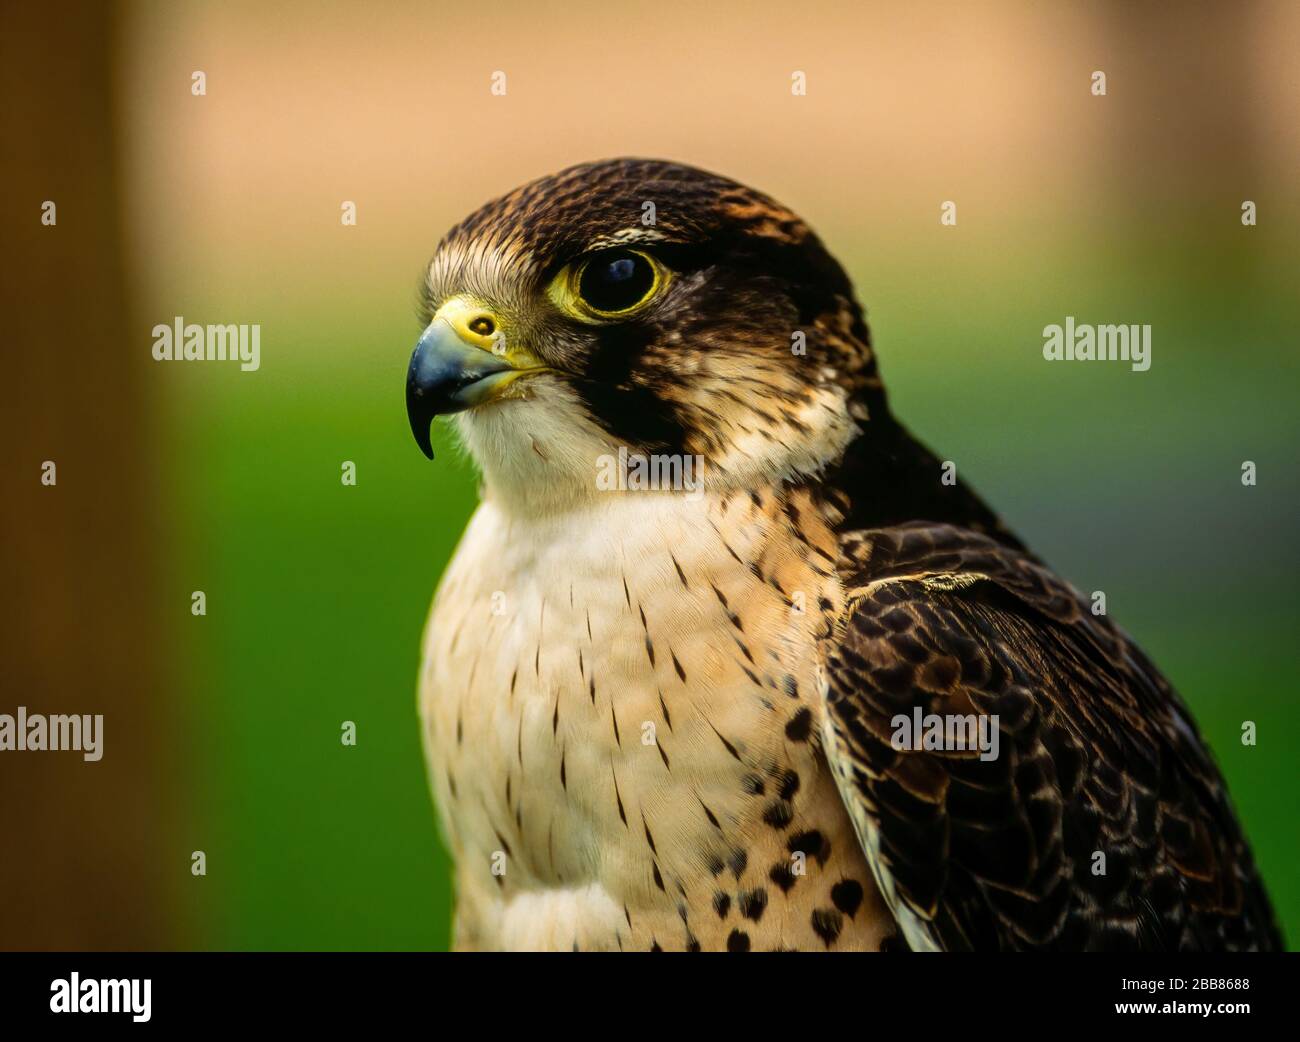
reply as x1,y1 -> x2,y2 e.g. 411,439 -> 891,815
407,159 -> 885,510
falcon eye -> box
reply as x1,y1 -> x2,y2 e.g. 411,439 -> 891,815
547,247 -> 668,323
573,249 -> 661,317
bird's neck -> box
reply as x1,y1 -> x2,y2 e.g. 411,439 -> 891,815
818,419 -> 1025,551
457,384 -> 863,521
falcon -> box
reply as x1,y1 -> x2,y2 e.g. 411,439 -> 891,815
406,158 -> 1281,951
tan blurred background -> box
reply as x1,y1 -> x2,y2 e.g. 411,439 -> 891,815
121,0 -> 1298,307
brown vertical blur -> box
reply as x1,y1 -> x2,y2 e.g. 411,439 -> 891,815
0,1 -> 178,948
1099,0 -> 1261,193
1096,0 -> 1267,288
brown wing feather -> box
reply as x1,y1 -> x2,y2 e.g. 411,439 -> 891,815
819,520 -> 1281,951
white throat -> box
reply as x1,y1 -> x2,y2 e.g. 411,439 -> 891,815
452,378 -> 859,518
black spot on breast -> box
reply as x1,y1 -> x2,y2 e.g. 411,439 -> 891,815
880,932 -> 906,952
652,862 -> 666,892
728,848 -> 749,880
707,853 -> 725,877
613,772 -> 627,826
739,888 -> 768,922
787,829 -> 827,863
769,861 -> 797,893
713,891 -> 731,919
743,773 -> 766,796
762,800 -> 794,829
831,879 -> 864,918
671,554 -> 690,589
779,769 -> 800,800
658,692 -> 673,731
811,908 -> 844,947
710,723 -> 744,761
785,707 -> 813,742
727,929 -> 751,952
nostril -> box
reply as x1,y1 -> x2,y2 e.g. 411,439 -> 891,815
468,315 -> 495,337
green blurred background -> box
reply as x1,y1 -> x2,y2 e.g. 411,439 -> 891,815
3,0 -> 1296,950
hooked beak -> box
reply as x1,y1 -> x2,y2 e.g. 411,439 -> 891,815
405,298 -> 540,460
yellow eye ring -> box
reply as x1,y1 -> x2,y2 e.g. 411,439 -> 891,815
551,248 -> 667,322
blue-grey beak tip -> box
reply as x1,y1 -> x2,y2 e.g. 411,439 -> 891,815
406,320 -> 517,461
407,348 -> 437,460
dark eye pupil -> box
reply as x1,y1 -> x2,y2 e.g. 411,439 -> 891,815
579,251 -> 654,313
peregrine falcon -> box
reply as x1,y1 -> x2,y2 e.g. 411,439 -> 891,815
406,158 -> 1280,952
